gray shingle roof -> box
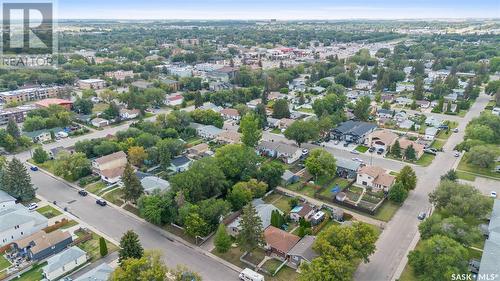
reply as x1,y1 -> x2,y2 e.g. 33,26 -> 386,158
0,204 -> 47,233
336,157 -> 362,172
287,235 -> 319,262
0,190 -> 15,204
74,263 -> 113,281
43,246 -> 87,273
141,176 -> 170,193
479,199 -> 500,276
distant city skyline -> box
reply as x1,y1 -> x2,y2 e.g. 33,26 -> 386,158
57,0 -> 499,20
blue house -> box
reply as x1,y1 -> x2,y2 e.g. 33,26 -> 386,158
12,229 -> 73,261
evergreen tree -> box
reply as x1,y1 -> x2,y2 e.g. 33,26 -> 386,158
214,223 -> 231,253
238,203 -> 264,253
404,145 -> 416,161
391,140 -> 401,158
32,147 -> 49,164
270,210 -> 285,228
6,117 -> 20,140
118,230 -> 144,265
1,158 -> 35,201
122,162 -> 143,203
99,237 -> 108,257
194,91 -> 203,108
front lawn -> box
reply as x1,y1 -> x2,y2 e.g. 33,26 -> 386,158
416,154 -> 435,167
32,159 -> 57,175
103,188 -> 125,206
16,262 -> 47,281
269,265 -> 298,281
85,182 -> 108,195
36,205 -> 62,219
430,140 -> 445,150
78,232 -> 118,261
270,128 -> 282,134
262,259 -> 283,275
244,248 -> 267,265
0,255 -> 11,272
355,145 -> 369,153
286,182 -> 318,198
456,171 -> 476,181
212,246 -> 246,269
457,155 -> 500,180
373,200 -> 400,222
92,103 -> 109,113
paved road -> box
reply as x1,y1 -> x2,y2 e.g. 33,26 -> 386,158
354,93 -> 491,281
28,168 -> 240,281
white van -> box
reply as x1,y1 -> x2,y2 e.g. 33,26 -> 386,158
239,268 -> 265,281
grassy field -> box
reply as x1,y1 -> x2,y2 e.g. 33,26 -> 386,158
0,255 -> 11,272
416,154 -> 435,167
92,103 -> 109,113
16,262 -> 47,281
78,233 -> 118,261
430,140 -> 445,150
212,246 -> 246,269
103,188 -> 125,206
373,201 -> 400,222
318,178 -> 351,198
269,265 -> 298,281
297,107 -> 314,114
60,220 -> 79,229
270,128 -> 282,134
399,263 -> 418,281
32,159 -> 58,175
457,155 -> 500,180
85,182 -> 108,195
262,259 -> 283,275
456,171 -> 476,181
123,203 -> 140,216
355,145 -> 369,153
244,248 -> 267,265
36,205 -> 62,219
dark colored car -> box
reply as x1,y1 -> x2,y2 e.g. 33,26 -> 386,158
418,212 -> 427,220
96,199 -> 107,206
376,148 -> 384,155
343,142 -> 349,147
30,166 -> 39,171
78,190 -> 88,196
369,147 -> 376,153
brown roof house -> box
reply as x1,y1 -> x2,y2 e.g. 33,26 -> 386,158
220,108 -> 240,121
12,229 -> 72,261
187,143 -> 211,159
356,165 -> 395,192
397,138 -> 425,160
264,226 -> 300,259
92,151 -> 127,184
367,130 -> 398,151
216,131 -> 242,144
289,204 -> 315,222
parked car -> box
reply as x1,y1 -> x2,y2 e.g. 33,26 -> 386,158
424,148 -> 437,155
368,147 -> 376,153
350,150 -> 360,155
30,166 -> 39,171
96,199 -> 107,206
343,142 -> 349,147
454,151 -> 460,157
78,190 -> 88,196
453,128 -> 459,133
376,148 -> 384,155
302,149 -> 309,156
490,191 -> 497,198
28,203 -> 38,211
334,140 -> 340,145
418,212 -> 427,220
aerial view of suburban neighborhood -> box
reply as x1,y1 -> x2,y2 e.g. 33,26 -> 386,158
0,1 -> 498,281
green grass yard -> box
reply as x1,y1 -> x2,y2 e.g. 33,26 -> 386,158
16,262 -> 47,281
262,259 -> 283,275
78,233 -> 118,261
416,154 -> 435,167
355,145 -> 369,153
85,182 -> 108,195
0,255 -> 11,272
212,247 -> 246,269
269,265 -> 298,281
457,154 -> 500,180
373,201 -> 400,222
92,103 -> 109,113
456,171 -> 476,181
36,205 -> 62,219
103,188 -> 125,206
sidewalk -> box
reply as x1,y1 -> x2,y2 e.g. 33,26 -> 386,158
276,186 -> 385,227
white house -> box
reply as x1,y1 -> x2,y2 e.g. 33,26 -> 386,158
0,204 -> 48,246
356,165 -> 395,191
91,118 -> 109,128
43,246 -> 87,281
424,127 -> 439,141
257,141 -> 302,164
196,125 -> 223,140
220,108 -> 240,121
119,108 -> 140,120
165,93 -> 184,106
0,190 -> 16,210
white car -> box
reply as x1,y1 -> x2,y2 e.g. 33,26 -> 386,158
454,151 -> 460,157
352,157 -> 363,163
28,203 -> 38,211
491,191 -> 497,198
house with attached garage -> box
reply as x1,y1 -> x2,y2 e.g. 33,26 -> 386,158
91,118 -> 110,128
356,165 -> 395,192
330,121 -> 377,144
257,141 -> 302,164
376,109 -> 394,119
92,151 -> 128,184
169,156 -> 192,173
367,130 -> 398,151
288,235 -> 319,269
195,124 -> 224,140
42,246 -> 87,281
0,204 -> 48,247
264,226 -> 300,259
398,138 -> 425,160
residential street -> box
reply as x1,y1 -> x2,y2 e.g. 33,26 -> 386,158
355,93 -> 491,281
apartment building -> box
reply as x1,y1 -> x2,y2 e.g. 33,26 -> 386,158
0,86 -> 68,104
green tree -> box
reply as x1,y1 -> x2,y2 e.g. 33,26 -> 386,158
335,73 -> 355,88
53,152 -> 91,181
396,166 -> 417,190
257,161 -> 285,189
418,214 -> 481,247
137,193 -> 176,225
1,158 -> 35,202
214,223 -> 231,253
32,147 -> 49,164
404,145 -> 416,161
214,144 -> 259,182
381,101 -> 391,110
284,120 -> 319,147
73,98 -> 94,114
391,140 -> 401,158
6,117 -> 20,140
118,230 -> 144,265
408,235 -> 468,281
388,182 -> 408,204
272,99 -> 291,119
238,203 -> 264,253
122,162 -> 144,203
111,251 -> 168,281
240,113 -> 262,148
227,183 -> 252,211
99,237 -> 108,257
467,145 -> 494,168
440,169 -> 458,182
305,148 -> 337,181
353,96 -> 371,121
270,209 -> 285,228
185,213 -> 208,238
299,255 -> 354,281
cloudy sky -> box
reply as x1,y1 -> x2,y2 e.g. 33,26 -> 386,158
57,0 -> 499,19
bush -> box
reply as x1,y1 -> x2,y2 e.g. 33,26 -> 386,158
99,237 -> 108,257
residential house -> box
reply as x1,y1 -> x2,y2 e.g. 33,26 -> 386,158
281,170 -> 299,186
268,92 -> 287,101
160,78 -> 181,92
91,118 -> 110,128
12,229 -> 72,261
220,108 -> 240,121
398,119 -> 415,130
367,130 -> 398,151
416,100 -> 431,109
141,176 -> 171,195
92,151 -> 127,184
23,127 -> 64,143
43,246 -> 87,281
216,130 -> 241,144
356,165 -> 395,191
288,235 -> 319,269
246,98 -> 262,109
0,204 -> 48,246
0,190 -> 16,210
104,70 -> 134,80
196,125 -> 223,140
165,93 -> 184,106
331,121 -> 377,144
395,97 -> 413,106
78,79 -> 106,90
398,138 -> 425,159
266,117 -> 281,128
425,116 -> 443,127
74,263 -> 113,281
187,143 -> 211,159
169,156 -> 191,173
264,226 -> 300,259
376,109 -> 394,119
478,199 -> 500,277
310,211 -> 326,225
257,141 -> 302,164
199,103 -> 223,113
227,199 -> 280,237
336,157 -> 363,179
424,127 -> 439,141
119,108 -> 140,120
289,205 -> 315,222
278,118 -> 295,130
396,83 -> 414,92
